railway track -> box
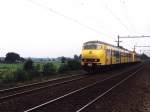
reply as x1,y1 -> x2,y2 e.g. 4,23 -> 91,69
0,73 -> 90,104
0,73 -> 86,98
0,71 -> 110,111
24,63 -> 143,112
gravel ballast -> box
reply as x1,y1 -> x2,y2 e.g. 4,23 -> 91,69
83,61 -> 150,112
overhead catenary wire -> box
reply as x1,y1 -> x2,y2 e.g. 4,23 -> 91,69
26,0 -> 113,38
103,0 -> 132,34
119,35 -> 150,38
119,0 -> 136,34
140,50 -> 150,55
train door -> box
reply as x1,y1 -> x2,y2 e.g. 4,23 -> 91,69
119,50 -> 121,64
115,49 -> 119,64
110,49 -> 112,64
106,49 -> 109,65
112,49 -> 115,64
106,48 -> 112,65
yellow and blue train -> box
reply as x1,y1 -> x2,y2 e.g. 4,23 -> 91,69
81,41 -> 140,71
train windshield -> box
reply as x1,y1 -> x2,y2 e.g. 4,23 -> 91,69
83,44 -> 102,50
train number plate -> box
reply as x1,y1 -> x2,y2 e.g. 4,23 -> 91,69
88,63 -> 92,67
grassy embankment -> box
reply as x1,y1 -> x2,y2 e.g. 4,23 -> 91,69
0,60 -> 81,88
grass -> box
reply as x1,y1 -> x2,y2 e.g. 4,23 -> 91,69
0,63 -> 23,73
34,61 -> 62,72
0,61 -> 62,75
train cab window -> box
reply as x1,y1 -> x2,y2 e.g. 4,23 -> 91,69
83,44 -> 102,50
83,45 -> 97,49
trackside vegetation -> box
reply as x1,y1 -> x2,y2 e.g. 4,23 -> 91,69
0,58 -> 81,85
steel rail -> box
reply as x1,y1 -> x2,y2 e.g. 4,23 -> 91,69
0,74 -> 88,102
24,64 -> 142,112
0,73 -> 83,93
76,66 -> 143,112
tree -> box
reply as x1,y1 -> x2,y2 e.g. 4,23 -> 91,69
74,54 -> 79,61
79,54 -> 82,60
61,57 -> 66,63
5,52 -> 20,63
52,59 -> 55,61
20,57 -> 26,62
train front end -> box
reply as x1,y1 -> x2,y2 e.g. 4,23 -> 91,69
81,41 -> 104,71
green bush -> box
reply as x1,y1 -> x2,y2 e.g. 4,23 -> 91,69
14,68 -> 29,82
67,60 -> 81,70
43,63 -> 57,76
1,68 -> 40,83
35,64 -> 41,72
58,64 -> 70,73
1,70 -> 15,83
29,69 -> 41,78
23,59 -> 34,71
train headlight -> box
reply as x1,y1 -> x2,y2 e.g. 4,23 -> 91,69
95,59 -> 100,62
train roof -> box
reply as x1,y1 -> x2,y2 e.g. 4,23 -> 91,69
84,40 -> 133,52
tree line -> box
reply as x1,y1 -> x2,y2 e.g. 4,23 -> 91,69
0,52 -> 82,63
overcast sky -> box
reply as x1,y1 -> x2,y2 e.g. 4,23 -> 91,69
0,0 -> 150,58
